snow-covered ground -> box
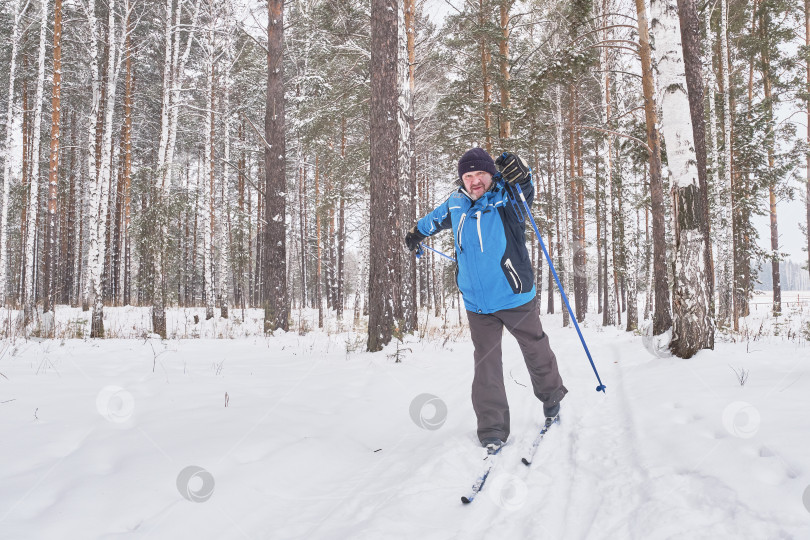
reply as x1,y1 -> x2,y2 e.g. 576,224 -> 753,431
1,303 -> 810,539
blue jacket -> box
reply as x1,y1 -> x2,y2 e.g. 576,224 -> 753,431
417,176 -> 536,314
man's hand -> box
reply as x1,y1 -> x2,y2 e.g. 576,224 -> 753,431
404,225 -> 427,252
495,152 -> 531,184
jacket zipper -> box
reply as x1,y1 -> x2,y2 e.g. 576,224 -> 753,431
456,212 -> 467,253
475,211 -> 483,252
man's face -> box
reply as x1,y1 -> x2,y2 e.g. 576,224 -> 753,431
462,170 -> 493,200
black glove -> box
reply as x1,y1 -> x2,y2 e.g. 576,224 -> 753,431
404,225 -> 427,252
495,152 -> 531,184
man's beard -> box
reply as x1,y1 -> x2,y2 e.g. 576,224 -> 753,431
469,185 -> 487,200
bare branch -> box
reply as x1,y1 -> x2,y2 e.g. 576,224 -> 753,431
239,111 -> 272,151
578,124 -> 651,153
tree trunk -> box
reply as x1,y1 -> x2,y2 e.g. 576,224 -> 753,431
20,60 -> 29,306
577,133 -> 587,319
650,0 -> 710,357
367,0 -> 399,351
614,166 -> 623,327
43,0 -> 63,324
157,0 -> 174,182
165,0 -> 201,186
0,0 -> 24,306
498,0 -> 511,142
569,87 -> 585,323
705,3 -> 718,323
555,87 -> 570,327
480,0 -> 493,153
716,0 -> 734,325
634,0 -> 672,336
220,44 -> 233,319
82,0 -> 101,312
400,0 -> 417,331
338,117 -> 348,319
626,203 -> 639,332
758,9 -> 781,315
327,201 -> 336,311
23,0 -> 49,325
676,0 -> 714,348
315,155 -> 323,328
255,170 -> 263,305
204,20 -> 215,321
123,18 -> 133,306
595,153 -> 602,315
298,160 -> 307,309
89,0 -> 124,337
152,0 -> 201,335
599,5 -> 617,326
800,0 -> 810,283
546,166 -> 554,314
64,112 -> 77,305
263,0 -> 289,332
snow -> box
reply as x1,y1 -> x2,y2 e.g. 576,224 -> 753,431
1,305 -> 810,539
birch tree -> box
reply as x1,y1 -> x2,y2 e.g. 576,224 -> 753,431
649,0 -> 710,357
219,30 -> 233,320
203,1 -> 215,320
86,0 -> 128,337
22,0 -> 49,325
705,2 -> 719,292
121,8 -> 133,306
676,0 -> 713,348
0,0 -> 27,306
398,0 -> 417,331
82,0 -> 101,311
152,0 -> 201,337
716,0 -> 734,325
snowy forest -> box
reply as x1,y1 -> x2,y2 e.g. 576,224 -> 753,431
4,0 -> 810,536
1,0 -> 809,355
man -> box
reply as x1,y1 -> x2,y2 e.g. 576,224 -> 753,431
404,148 -> 567,453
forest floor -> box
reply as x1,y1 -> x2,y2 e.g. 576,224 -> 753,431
1,295 -> 809,539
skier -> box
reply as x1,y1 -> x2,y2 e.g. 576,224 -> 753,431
404,148 -> 567,453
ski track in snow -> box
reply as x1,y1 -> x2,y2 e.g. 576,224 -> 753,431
1,307 -> 810,539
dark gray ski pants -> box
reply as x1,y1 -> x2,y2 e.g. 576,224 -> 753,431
466,297 -> 567,443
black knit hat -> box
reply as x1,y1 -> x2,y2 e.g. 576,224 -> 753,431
458,148 -> 497,182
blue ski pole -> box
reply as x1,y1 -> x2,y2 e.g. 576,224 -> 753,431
415,243 -> 456,263
512,182 -> 607,393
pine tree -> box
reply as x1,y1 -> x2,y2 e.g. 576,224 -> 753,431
367,0 -> 399,351
263,0 -> 289,332
43,0 -> 64,329
635,0 -> 672,336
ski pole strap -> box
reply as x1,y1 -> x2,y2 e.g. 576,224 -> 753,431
418,243 -> 457,263
513,183 -> 607,393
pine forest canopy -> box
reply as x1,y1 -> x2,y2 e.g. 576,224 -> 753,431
0,0 -> 808,357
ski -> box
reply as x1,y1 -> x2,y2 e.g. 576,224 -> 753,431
460,445 -> 503,504
521,414 -> 559,466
